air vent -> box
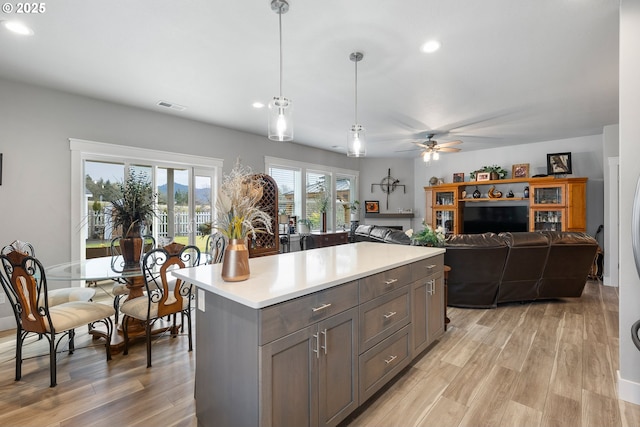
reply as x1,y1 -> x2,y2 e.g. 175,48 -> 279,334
157,101 -> 186,111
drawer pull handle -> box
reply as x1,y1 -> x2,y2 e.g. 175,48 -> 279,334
428,279 -> 436,295
384,355 -> 398,365
425,264 -> 437,270
312,303 -> 332,312
321,329 -> 328,354
383,311 -> 397,319
384,278 -> 398,286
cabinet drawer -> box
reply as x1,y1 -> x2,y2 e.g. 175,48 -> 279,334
359,325 -> 412,403
359,286 -> 410,352
410,254 -> 444,282
260,281 -> 358,345
359,264 -> 411,302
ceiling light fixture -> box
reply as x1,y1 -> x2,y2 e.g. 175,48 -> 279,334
347,52 -> 366,157
421,40 -> 441,53
1,20 -> 34,36
268,0 -> 293,141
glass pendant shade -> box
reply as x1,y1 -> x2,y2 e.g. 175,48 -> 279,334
268,96 -> 293,141
423,151 -> 431,162
348,124 -> 366,157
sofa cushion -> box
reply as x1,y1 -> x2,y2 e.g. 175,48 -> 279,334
369,226 -> 392,242
445,232 -> 506,248
384,229 -> 411,245
354,224 -> 374,237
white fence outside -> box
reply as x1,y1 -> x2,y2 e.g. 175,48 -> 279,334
87,210 -> 212,240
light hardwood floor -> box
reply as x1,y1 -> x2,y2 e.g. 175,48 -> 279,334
0,280 -> 639,427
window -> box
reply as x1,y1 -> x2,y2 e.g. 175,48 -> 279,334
266,157 -> 358,233
71,139 -> 222,262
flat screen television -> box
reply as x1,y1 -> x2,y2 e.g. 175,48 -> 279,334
463,205 -> 529,234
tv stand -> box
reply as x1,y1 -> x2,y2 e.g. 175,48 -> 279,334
425,177 -> 587,234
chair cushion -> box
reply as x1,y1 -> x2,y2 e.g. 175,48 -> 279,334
47,302 -> 115,333
120,293 -> 190,320
43,287 -> 96,307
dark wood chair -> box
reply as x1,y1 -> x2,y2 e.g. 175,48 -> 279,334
0,249 -> 114,387
205,232 -> 226,264
120,242 -> 200,367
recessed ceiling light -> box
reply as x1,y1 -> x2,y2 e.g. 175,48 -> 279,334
252,102 -> 265,109
1,20 -> 34,36
421,40 -> 441,53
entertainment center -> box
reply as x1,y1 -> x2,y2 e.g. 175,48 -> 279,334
425,176 -> 587,234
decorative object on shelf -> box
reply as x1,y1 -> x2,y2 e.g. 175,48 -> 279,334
268,0 -> 293,141
524,186 -> 530,198
512,163 -> 530,178
488,186 -> 503,198
547,152 -> 572,175
473,187 -> 481,198
110,172 -> 157,269
507,190 -> 515,198
461,190 -> 467,198
347,52 -> 366,157
214,162 -> 273,282
364,200 -> 380,213
476,172 -> 491,182
453,172 -> 464,182
371,168 -> 406,209
410,222 -> 445,247
471,165 -> 508,181
429,176 -> 438,186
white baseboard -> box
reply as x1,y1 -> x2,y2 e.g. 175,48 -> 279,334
0,315 -> 15,332
618,370 -> 640,404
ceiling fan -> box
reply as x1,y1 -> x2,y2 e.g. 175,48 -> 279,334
412,134 -> 462,161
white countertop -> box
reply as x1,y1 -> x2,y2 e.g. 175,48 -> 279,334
172,242 -> 445,309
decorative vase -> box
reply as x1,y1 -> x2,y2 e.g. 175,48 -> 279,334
321,212 -> 327,232
524,186 -> 530,198
119,235 -> 143,270
473,187 -> 481,199
490,171 -> 500,181
221,238 -> 250,282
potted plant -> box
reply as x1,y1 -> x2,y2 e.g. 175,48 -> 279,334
409,222 -> 446,247
298,218 -> 312,235
470,165 -> 508,181
109,172 -> 157,268
317,187 -> 330,232
213,163 -> 272,281
348,200 -> 360,221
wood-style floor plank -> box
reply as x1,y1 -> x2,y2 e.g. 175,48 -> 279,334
1,281 -> 639,427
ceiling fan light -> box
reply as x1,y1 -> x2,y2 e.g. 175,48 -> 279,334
423,151 -> 431,162
433,151 -> 440,160
348,124 -> 366,157
268,96 -> 293,141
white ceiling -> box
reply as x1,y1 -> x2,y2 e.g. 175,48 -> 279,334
0,0 -> 619,157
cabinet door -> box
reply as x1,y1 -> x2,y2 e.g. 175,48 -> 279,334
566,181 -> 586,231
434,209 -> 457,234
411,279 -> 428,356
531,183 -> 564,206
318,308 -> 359,427
427,272 -> 445,343
261,325 -> 319,427
530,208 -> 565,232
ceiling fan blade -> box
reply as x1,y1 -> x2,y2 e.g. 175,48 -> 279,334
437,147 -> 462,153
436,140 -> 462,148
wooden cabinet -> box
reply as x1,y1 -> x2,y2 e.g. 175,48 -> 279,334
424,177 -> 588,234
529,179 -> 586,231
410,255 -> 445,356
307,231 -> 349,249
261,307 -> 358,427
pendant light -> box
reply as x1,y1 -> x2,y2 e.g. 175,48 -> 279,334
268,0 -> 293,141
347,52 -> 366,157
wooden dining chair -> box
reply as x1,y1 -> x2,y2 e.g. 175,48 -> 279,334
120,242 -> 200,367
0,249 -> 115,387
205,232 -> 226,264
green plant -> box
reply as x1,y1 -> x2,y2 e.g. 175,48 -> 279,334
348,200 -> 360,212
409,222 -> 445,247
213,162 -> 272,240
470,165 -> 508,180
317,188 -> 330,213
110,172 -> 157,237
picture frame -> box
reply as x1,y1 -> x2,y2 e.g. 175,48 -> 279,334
547,152 -> 572,175
365,200 -> 380,213
453,172 -> 464,183
512,163 -> 530,179
289,215 -> 297,234
476,172 -> 491,182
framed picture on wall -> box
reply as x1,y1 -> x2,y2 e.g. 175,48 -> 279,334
512,163 -> 530,178
547,152 -> 572,175
476,172 -> 491,182
453,172 -> 464,182
365,200 -> 380,213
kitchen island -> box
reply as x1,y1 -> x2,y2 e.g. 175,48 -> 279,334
173,241 -> 446,427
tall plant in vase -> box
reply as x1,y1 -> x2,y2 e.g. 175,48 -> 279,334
109,172 -> 157,269
214,163 -> 272,282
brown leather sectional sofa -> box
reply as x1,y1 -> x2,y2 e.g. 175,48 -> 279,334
354,225 -> 599,308
445,231 -> 598,308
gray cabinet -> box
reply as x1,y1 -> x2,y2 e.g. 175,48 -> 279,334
260,307 -> 358,427
411,254 -> 445,356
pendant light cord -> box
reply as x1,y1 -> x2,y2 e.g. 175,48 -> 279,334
279,8 -> 283,98
354,59 -> 358,123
